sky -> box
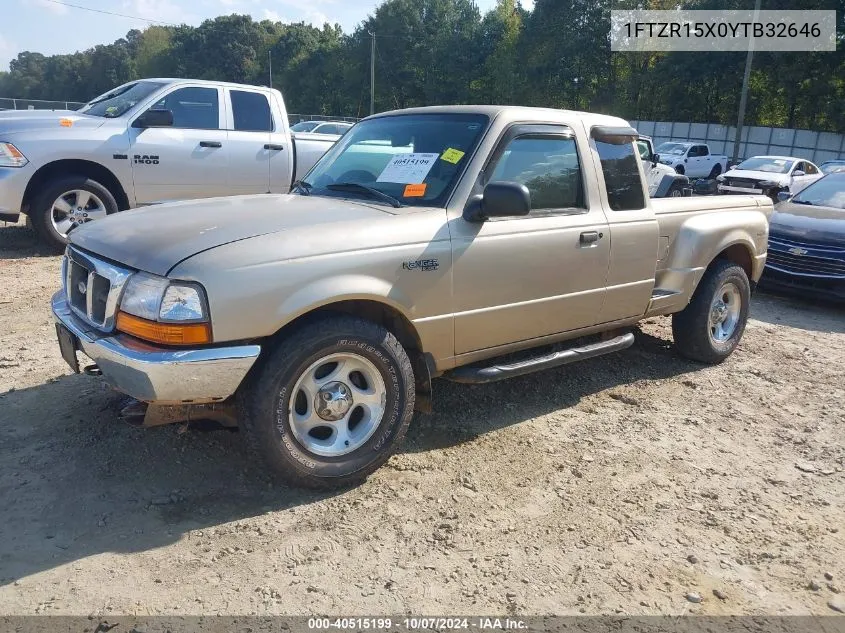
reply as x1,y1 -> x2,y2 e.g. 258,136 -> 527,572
1,0 -> 533,73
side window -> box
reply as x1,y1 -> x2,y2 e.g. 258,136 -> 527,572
595,140 -> 646,211
231,90 -> 273,132
698,145 -> 709,156
804,162 -> 818,174
636,140 -> 651,161
487,135 -> 585,212
154,87 -> 219,130
689,145 -> 701,157
794,161 -> 805,173
318,124 -> 338,135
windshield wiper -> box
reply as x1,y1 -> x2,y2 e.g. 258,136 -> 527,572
791,199 -> 813,205
292,180 -> 312,196
325,182 -> 402,208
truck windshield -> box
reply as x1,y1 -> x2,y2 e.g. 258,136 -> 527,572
302,113 -> 490,207
79,81 -> 165,118
735,157 -> 794,174
655,142 -> 689,156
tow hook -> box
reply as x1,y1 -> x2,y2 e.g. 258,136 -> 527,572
83,364 -> 102,376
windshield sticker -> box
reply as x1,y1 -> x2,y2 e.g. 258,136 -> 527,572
377,153 -> 439,184
441,148 -> 465,164
403,183 -> 427,197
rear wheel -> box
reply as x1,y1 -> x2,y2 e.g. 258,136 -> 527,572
675,165 -> 685,175
672,260 -> 750,364
30,176 -> 118,252
238,315 -> 416,489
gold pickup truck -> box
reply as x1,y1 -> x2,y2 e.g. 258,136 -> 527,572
52,105 -> 773,488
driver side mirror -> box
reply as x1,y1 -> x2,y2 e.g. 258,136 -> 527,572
652,153 -> 660,167
133,108 -> 174,129
463,182 -> 531,222
793,170 -> 805,177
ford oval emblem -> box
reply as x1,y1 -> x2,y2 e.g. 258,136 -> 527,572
77,281 -> 88,294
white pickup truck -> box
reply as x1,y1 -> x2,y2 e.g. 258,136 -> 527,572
656,142 -> 729,179
0,78 -> 337,249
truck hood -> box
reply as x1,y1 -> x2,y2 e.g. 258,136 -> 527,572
0,110 -> 106,136
724,169 -> 790,184
69,194 -> 395,276
770,201 -> 845,247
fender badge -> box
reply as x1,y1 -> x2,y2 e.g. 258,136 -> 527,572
403,259 -> 439,272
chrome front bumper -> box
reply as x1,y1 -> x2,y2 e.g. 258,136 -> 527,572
52,291 -> 261,404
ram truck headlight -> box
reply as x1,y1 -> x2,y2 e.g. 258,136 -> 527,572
0,142 -> 29,168
117,272 -> 211,345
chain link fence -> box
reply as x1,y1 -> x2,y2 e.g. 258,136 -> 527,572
630,119 -> 845,165
0,97 -> 85,111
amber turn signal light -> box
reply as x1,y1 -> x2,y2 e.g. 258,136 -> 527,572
116,311 -> 211,346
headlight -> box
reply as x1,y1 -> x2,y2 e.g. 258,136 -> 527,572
0,142 -> 29,168
117,272 -> 211,345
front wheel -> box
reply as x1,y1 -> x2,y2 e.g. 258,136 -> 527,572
667,182 -> 686,197
238,315 -> 416,489
672,260 -> 751,364
30,176 -> 118,252
708,164 -> 722,179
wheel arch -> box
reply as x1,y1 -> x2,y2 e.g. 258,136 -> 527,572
22,159 -> 130,214
260,296 -> 434,413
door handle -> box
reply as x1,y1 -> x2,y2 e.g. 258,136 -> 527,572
579,231 -> 602,245
264,143 -> 284,151
199,141 -> 222,148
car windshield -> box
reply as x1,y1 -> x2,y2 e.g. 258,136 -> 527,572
301,113 -> 489,207
79,81 -> 165,118
656,143 -> 689,155
291,121 -> 319,132
790,173 -> 845,209
821,161 -> 845,174
735,157 -> 794,174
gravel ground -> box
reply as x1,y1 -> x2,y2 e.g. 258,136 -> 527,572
1,221 -> 843,617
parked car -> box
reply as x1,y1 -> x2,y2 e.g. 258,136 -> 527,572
0,79 -> 338,250
291,120 -> 353,136
716,155 -> 823,201
761,172 -> 845,301
52,105 -> 772,488
637,136 -> 691,197
820,159 -> 845,175
655,142 -> 728,179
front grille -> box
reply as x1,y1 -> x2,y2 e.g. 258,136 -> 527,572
64,247 -> 133,331
766,248 -> 845,278
726,178 -> 762,189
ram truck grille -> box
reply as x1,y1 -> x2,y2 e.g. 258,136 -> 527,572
63,247 -> 133,331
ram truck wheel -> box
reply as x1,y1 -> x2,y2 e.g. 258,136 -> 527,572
238,315 -> 416,489
31,176 -> 118,252
672,260 -> 750,364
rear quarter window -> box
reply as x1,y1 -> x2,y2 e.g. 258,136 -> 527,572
595,140 -> 646,211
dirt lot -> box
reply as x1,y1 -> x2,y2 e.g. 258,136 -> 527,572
1,221 -> 843,617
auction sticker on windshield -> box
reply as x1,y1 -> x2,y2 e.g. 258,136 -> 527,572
377,153 -> 439,184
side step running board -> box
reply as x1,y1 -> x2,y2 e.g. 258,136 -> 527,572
445,332 -> 635,385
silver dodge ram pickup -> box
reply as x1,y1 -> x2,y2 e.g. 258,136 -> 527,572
52,105 -> 773,489
0,78 -> 335,249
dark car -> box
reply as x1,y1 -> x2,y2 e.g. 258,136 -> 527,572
761,172 -> 845,301
820,159 -> 845,175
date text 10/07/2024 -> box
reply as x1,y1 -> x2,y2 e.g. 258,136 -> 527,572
307,618 -> 528,630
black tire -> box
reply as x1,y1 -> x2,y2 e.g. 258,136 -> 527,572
667,182 -> 685,197
675,165 -> 685,175
672,259 -> 751,364
238,315 -> 416,489
30,175 -> 118,252
708,164 -> 722,179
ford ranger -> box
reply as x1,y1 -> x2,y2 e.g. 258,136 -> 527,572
51,105 -> 773,489
0,79 -> 336,250
656,142 -> 728,179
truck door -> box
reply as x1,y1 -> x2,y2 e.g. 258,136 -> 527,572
590,133 -> 659,324
450,124 -> 611,355
129,85 -> 230,204
225,88 -> 285,194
